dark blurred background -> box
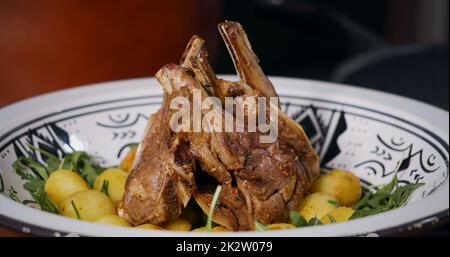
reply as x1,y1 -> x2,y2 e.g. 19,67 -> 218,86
0,0 -> 448,236
214,0 -> 449,110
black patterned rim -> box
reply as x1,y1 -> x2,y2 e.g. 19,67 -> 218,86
0,212 -> 75,237
0,93 -> 448,237
0,209 -> 447,237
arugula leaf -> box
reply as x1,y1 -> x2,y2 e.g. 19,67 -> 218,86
13,158 -> 59,213
352,192 -> 372,210
15,156 -> 49,181
27,144 -> 60,173
33,186 -> 59,213
367,173 -> 398,208
12,147 -> 107,214
62,151 -> 102,187
350,158 -> 424,220
289,211 -> 307,227
79,157 -> 101,187
254,220 -> 268,231
307,217 -> 323,226
288,211 -> 325,227
392,182 -> 425,207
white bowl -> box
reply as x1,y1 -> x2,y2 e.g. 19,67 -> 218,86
0,77 -> 448,237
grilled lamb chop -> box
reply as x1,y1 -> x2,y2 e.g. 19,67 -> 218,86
218,21 -> 320,185
119,21 -> 320,230
117,68 -> 197,226
156,64 -> 307,230
181,27 -> 318,230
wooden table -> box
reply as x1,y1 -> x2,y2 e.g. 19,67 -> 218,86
0,227 -> 26,237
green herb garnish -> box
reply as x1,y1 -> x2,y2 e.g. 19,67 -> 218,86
8,186 -> 21,203
206,185 -> 222,231
289,211 -> 324,227
100,180 -> 110,196
307,217 -> 323,226
27,144 -> 60,173
61,151 -> 102,187
351,158 -> 424,219
12,157 -> 59,213
71,200 -> 81,220
14,155 -> 49,181
12,147 -> 105,213
289,210 -> 307,227
129,143 -> 139,149
254,220 -> 268,231
326,215 -> 337,224
328,200 -> 340,208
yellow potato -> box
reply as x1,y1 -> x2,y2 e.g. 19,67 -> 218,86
120,147 -> 137,173
135,224 -> 163,230
95,215 -> 130,227
165,218 -> 192,231
298,192 -> 339,221
321,207 -> 355,224
93,168 -> 128,206
212,226 -> 230,232
60,189 -> 116,221
190,226 -> 229,232
44,169 -> 89,205
191,227 -> 208,232
266,223 -> 296,230
311,169 -> 362,206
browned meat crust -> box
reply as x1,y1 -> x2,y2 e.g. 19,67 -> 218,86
118,21 -> 320,230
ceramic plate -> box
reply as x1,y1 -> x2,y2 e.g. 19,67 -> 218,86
0,77 -> 448,237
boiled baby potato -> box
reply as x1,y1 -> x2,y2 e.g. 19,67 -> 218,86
191,226 -> 230,232
44,169 -> 89,205
298,192 -> 339,221
95,215 -> 131,227
212,226 -> 230,232
120,147 -> 137,173
191,227 -> 208,232
135,224 -> 163,230
266,223 -> 296,230
165,218 -> 192,231
93,168 -> 128,206
321,207 -> 355,224
60,189 -> 116,221
311,169 -> 362,206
